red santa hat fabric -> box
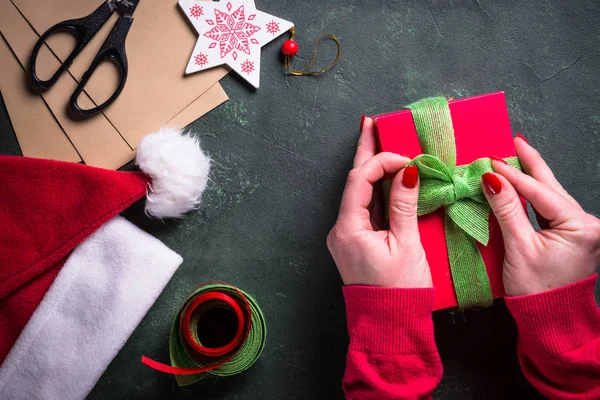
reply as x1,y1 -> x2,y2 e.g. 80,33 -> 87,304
0,155 -> 150,360
0,127 -> 211,397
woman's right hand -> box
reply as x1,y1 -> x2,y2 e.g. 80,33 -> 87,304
482,135 -> 600,297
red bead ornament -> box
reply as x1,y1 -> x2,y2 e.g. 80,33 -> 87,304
281,40 -> 299,56
283,27 -> 341,76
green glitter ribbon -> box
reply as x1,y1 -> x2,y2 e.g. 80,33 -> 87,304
404,97 -> 520,309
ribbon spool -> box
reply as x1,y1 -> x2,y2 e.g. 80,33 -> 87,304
142,282 -> 266,386
282,27 -> 341,76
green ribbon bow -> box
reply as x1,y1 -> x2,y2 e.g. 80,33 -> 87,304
402,97 -> 520,309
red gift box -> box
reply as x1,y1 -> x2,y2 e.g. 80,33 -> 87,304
374,92 -> 521,310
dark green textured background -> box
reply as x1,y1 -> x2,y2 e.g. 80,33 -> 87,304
1,0 -> 599,398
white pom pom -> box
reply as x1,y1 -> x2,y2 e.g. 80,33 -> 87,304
135,127 -> 211,218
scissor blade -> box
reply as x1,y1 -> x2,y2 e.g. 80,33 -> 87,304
111,0 -> 140,17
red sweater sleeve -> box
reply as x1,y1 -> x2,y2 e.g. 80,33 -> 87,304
342,286 -> 442,400
505,274 -> 600,400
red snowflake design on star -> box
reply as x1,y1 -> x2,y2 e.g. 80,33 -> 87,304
203,4 -> 261,59
189,4 -> 203,19
240,59 -> 255,74
194,52 -> 208,67
266,20 -> 280,35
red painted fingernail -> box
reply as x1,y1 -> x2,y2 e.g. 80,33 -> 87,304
402,165 -> 418,188
491,155 -> 509,165
360,114 -> 366,131
515,133 -> 529,144
482,172 -> 502,195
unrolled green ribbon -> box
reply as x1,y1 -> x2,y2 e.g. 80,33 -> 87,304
404,97 -> 521,309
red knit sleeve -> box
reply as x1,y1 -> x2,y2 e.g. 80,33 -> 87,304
342,286 -> 442,400
505,274 -> 600,400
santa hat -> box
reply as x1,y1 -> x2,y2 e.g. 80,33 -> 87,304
0,128 -> 211,399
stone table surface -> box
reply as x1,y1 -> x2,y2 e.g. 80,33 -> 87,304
1,0 -> 599,398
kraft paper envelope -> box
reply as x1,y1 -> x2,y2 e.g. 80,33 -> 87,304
0,35 -> 81,163
166,82 -> 228,129
1,1 -> 136,169
1,30 -> 227,164
1,0 -> 228,169
11,0 -> 230,148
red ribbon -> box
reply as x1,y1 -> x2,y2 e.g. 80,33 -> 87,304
142,283 -> 253,375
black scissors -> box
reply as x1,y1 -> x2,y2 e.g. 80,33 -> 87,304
28,0 -> 140,116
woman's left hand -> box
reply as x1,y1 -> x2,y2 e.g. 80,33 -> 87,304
327,117 -> 432,288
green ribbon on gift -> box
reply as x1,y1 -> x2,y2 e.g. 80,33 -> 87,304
403,97 -> 521,309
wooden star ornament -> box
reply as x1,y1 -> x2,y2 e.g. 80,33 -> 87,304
179,0 -> 294,88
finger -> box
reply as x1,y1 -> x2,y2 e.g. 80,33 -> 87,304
353,116 -> 377,168
481,172 -> 535,243
388,165 -> 420,244
514,135 -> 581,208
338,153 -> 409,229
492,160 -> 574,223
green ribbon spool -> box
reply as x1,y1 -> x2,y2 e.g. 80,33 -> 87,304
401,97 -> 520,309
142,282 -> 267,387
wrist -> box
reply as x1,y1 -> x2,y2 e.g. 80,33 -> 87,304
389,269 -> 433,288
357,261 -> 433,289
505,270 -> 597,297
342,271 -> 433,288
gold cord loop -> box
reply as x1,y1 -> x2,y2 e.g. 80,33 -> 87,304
284,27 -> 341,76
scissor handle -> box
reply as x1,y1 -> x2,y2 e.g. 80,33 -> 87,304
28,1 -> 113,89
69,16 -> 133,116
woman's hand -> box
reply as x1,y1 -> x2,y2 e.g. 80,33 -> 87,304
327,117 -> 432,288
484,135 -> 600,296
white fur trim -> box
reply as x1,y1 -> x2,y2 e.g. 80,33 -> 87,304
0,216 -> 182,399
135,127 -> 211,218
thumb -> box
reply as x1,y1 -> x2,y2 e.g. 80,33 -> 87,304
388,165 -> 420,243
481,172 -> 534,243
